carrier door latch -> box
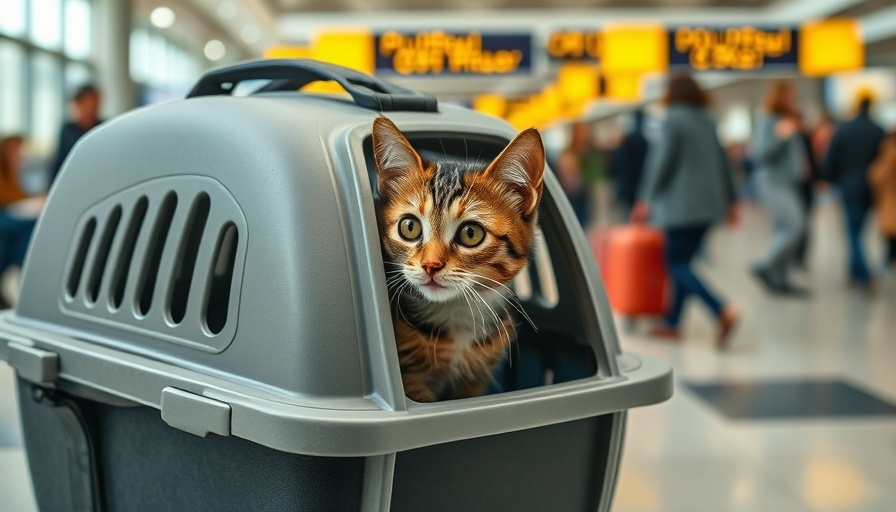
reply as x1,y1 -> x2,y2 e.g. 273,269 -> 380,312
8,342 -> 59,386
160,387 -> 232,438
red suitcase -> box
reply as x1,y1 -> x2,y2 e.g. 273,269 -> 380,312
589,225 -> 668,316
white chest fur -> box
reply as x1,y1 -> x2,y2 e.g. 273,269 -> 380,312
410,290 -> 509,365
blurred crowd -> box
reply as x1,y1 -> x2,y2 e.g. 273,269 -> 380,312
549,73 -> 896,346
0,84 -> 103,306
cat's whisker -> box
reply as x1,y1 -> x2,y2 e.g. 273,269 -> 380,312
482,288 -> 536,332
459,287 -> 479,342
393,281 -> 413,325
493,301 -> 519,364
465,283 -> 510,346
460,283 -> 491,336
464,285 -> 489,342
451,271 -> 537,331
486,298 -> 516,367
455,271 -> 533,323
386,276 -> 407,293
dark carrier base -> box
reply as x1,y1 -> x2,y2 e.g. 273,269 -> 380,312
18,379 -> 365,512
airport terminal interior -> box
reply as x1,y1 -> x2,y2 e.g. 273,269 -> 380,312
2,0 -> 896,511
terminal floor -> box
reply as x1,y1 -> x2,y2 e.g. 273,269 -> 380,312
614,201 -> 896,512
1,200 -> 894,512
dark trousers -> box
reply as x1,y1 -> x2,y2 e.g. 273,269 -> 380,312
0,211 -> 36,274
843,202 -> 871,283
567,190 -> 590,228
664,225 -> 725,328
793,181 -> 813,266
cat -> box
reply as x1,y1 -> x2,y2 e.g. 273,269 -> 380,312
372,116 -> 544,402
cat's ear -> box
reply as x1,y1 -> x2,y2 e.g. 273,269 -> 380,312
484,128 -> 545,217
372,117 -> 423,198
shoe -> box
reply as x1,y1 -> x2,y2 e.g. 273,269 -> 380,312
777,284 -> 811,298
847,278 -> 876,296
648,325 -> 681,341
751,267 -> 777,292
717,306 -> 741,350
861,279 -> 877,297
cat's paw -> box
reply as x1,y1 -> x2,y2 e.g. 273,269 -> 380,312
405,387 -> 437,403
453,380 -> 489,399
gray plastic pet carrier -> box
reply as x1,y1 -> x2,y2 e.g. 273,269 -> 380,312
0,59 -> 672,512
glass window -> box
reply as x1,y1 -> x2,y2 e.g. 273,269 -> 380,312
130,26 -> 203,101
130,28 -> 150,84
148,31 -> 167,81
0,42 -> 25,133
31,0 -> 63,50
0,0 -> 27,37
64,0 -> 92,59
31,52 -> 64,152
66,62 -> 93,91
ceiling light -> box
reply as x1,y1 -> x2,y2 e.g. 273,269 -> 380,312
150,7 -> 175,29
240,25 -> 261,44
204,39 -> 226,61
217,2 -> 237,19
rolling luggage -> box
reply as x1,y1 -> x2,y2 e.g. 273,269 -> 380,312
0,59 -> 672,512
597,225 -> 669,316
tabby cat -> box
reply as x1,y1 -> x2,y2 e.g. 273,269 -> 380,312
372,117 -> 544,402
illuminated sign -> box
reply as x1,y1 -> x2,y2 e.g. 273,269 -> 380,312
547,29 -> 601,61
670,26 -> 798,71
375,31 -> 532,76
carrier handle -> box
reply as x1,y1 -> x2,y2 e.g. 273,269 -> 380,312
186,58 -> 438,112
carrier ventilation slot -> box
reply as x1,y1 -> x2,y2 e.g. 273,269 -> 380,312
85,205 -> 123,304
66,217 -> 97,299
61,179 -> 245,351
513,268 -> 533,301
512,231 -> 558,307
533,236 -> 559,307
168,193 -> 211,325
137,192 -> 178,316
205,222 -> 238,334
110,196 -> 149,310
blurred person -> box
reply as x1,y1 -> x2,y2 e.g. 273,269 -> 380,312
632,73 -> 740,347
0,136 -> 41,307
556,138 -> 590,227
751,80 -> 809,296
573,122 -> 609,226
869,132 -> 896,268
811,110 -> 835,164
793,112 -> 821,269
728,142 -> 756,202
49,84 -> 103,185
610,109 -> 649,220
823,95 -> 885,290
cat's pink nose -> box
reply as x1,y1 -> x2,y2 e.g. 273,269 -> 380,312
421,261 -> 445,277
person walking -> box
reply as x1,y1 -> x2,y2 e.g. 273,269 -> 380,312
751,80 -> 809,296
632,73 -> 740,348
0,135 -> 41,307
793,113 -> 821,269
49,84 -> 103,185
869,132 -> 896,269
824,95 -> 886,290
556,140 -> 590,227
611,109 -> 649,220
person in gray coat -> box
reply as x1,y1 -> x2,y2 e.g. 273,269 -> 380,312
751,80 -> 810,296
633,73 -> 740,348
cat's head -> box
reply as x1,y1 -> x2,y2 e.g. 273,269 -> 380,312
373,116 -> 544,303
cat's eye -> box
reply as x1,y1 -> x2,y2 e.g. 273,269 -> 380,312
456,222 -> 486,248
398,216 -> 422,241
